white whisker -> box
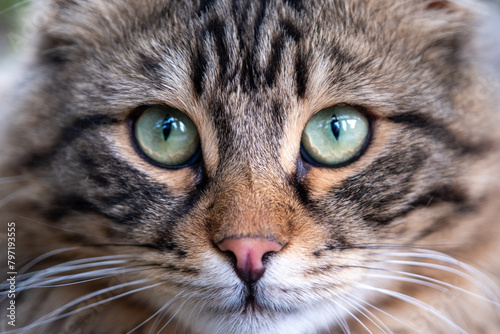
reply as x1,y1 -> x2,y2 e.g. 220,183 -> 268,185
127,289 -> 186,334
11,259 -> 136,292
348,293 -> 420,333
156,292 -> 194,334
150,301 -> 173,334
15,279 -> 158,333
16,247 -> 79,276
378,250 -> 500,299
328,294 -> 373,334
372,268 -> 500,307
357,283 -> 468,334
35,273 -> 127,289
366,273 -> 451,294
338,311 -> 351,334
17,254 -> 137,279
370,258 -> 499,302
337,293 -> 392,334
22,267 -> 151,290
15,254 -> 138,281
333,307 -> 351,334
190,296 -> 209,334
182,296 -> 205,333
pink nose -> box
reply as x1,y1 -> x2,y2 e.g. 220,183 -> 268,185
218,237 -> 283,284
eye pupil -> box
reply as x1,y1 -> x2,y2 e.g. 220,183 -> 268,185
301,105 -> 370,167
331,114 -> 341,141
134,105 -> 200,168
162,115 -> 173,141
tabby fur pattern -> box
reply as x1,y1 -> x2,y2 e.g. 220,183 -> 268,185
1,0 -> 500,333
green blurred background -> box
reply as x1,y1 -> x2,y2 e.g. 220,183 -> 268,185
0,0 -> 26,26
0,0 -> 30,59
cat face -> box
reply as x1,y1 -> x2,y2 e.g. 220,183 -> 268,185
2,0 -> 500,333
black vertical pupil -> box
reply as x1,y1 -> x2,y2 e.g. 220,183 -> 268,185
162,115 -> 174,141
331,114 -> 340,140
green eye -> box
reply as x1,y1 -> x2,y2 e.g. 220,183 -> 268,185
134,105 -> 200,167
301,105 -> 370,167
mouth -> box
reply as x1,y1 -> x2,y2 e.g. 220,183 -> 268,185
199,281 -> 306,316
236,288 -> 302,315
241,294 -> 259,313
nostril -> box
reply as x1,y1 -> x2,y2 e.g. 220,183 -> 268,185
261,250 -> 274,265
217,237 -> 283,284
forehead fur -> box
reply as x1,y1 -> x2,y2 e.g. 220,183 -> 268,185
39,0 -> 472,60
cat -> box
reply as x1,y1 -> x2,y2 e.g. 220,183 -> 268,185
1,0 -> 500,333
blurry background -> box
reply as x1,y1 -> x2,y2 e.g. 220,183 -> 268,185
0,0 -> 31,96
0,0 -> 28,59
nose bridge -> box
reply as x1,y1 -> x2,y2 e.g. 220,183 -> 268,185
215,96 -> 284,172
210,166 -> 290,245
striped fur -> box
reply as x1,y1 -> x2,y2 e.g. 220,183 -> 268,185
1,0 -> 500,333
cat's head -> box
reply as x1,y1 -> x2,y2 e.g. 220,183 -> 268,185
2,0 -> 500,333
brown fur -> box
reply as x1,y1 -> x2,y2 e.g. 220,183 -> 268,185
1,0 -> 500,333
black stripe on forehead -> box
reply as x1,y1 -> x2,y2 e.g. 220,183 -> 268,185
210,100 -> 235,158
198,0 -> 217,15
192,17 -> 230,97
265,20 -> 305,93
137,53 -> 163,90
207,18 -> 230,80
284,0 -> 304,12
295,52 -> 308,98
192,0 -> 309,97
241,0 -> 268,92
192,47 -> 208,97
